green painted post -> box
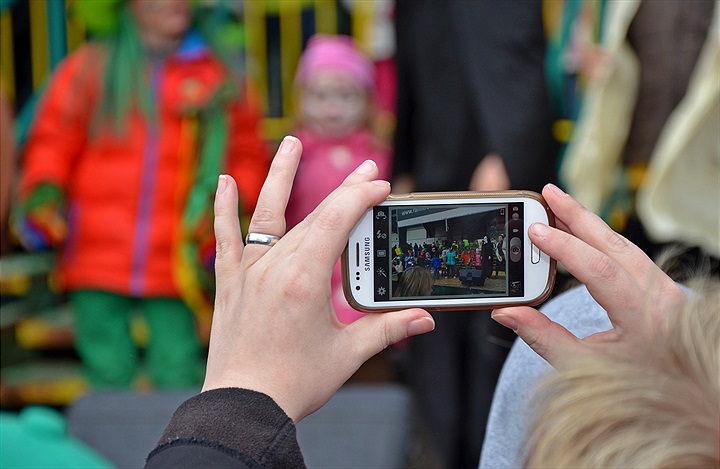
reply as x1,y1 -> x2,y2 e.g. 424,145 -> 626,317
46,0 -> 67,68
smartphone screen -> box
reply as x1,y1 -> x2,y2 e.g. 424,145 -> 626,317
369,202 -> 523,302
345,192 -> 555,311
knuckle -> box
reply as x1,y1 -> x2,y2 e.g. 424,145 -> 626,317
381,319 -> 394,350
302,212 -> 317,226
213,288 -> 229,314
279,273 -> 313,304
554,230 -> 573,252
588,253 -> 619,281
250,206 -> 278,228
213,205 -> 229,219
313,205 -> 344,233
603,229 -> 631,254
215,236 -> 232,256
523,330 -> 549,358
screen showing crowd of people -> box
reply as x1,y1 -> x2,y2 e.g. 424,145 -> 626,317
392,236 -> 507,296
0,1 -> 717,468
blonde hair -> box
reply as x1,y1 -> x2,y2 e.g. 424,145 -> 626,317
525,279 -> 720,468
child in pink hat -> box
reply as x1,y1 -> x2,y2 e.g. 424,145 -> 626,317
287,34 -> 391,324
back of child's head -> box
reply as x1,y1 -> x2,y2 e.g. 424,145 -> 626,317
396,266 -> 435,297
525,279 -> 720,468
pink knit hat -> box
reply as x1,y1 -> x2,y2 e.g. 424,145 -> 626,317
295,34 -> 374,89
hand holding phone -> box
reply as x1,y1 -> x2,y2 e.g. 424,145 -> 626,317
343,191 -> 556,311
491,184 -> 688,368
204,144 -> 435,423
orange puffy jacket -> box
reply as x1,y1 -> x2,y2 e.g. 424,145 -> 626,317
20,40 -> 269,298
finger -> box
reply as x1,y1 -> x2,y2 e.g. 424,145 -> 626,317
280,159 -> 381,254
244,136 -> 302,263
553,216 -> 570,234
214,175 -> 244,286
491,307 -> 584,368
527,222 -> 643,330
541,184 -> 657,285
345,308 -> 434,364
293,179 -> 391,273
282,158 -> 380,237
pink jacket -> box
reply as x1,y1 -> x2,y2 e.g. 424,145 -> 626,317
287,128 -> 391,323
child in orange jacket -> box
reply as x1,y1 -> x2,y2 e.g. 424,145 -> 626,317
17,0 -> 268,388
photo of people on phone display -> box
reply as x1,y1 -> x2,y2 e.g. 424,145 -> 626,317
373,203 -> 525,302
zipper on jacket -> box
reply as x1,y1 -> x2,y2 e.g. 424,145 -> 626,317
129,64 -> 163,296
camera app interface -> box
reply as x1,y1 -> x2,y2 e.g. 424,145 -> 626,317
372,203 -> 524,302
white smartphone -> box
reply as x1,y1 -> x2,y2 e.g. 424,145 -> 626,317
342,191 -> 556,312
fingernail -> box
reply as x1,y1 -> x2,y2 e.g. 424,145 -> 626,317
355,160 -> 377,174
371,180 -> 391,187
547,183 -> 566,196
279,136 -> 297,154
407,317 -> 435,336
491,312 -> 519,332
530,222 -> 551,239
217,175 -> 227,195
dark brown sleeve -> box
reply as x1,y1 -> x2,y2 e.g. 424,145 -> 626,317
145,388 -> 305,469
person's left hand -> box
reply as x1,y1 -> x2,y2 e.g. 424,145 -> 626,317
491,184 -> 686,368
202,136 -> 435,422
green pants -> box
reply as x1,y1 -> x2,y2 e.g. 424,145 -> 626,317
70,290 -> 202,389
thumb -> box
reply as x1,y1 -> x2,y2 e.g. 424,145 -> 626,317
491,307 -> 582,368
347,309 -> 435,361
214,175 -> 244,282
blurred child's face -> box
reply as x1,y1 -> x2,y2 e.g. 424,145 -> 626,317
131,0 -> 192,42
300,71 -> 370,139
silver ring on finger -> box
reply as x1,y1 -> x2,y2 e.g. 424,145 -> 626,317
245,232 -> 281,247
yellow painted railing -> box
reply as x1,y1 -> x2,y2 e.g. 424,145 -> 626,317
0,8 -> 14,97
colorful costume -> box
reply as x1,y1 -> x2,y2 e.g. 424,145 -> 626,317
19,23 -> 268,388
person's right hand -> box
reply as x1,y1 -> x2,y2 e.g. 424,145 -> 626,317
492,184 -> 687,368
15,184 -> 67,251
391,173 -> 416,195
468,153 -> 511,191
202,136 -> 435,422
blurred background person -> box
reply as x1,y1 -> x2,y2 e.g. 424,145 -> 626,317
560,0 -> 719,269
14,0 -> 268,390
392,1 -> 559,467
285,34 -> 391,324
483,5 -> 719,465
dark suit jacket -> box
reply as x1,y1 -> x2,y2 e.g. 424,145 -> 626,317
393,0 -> 559,192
